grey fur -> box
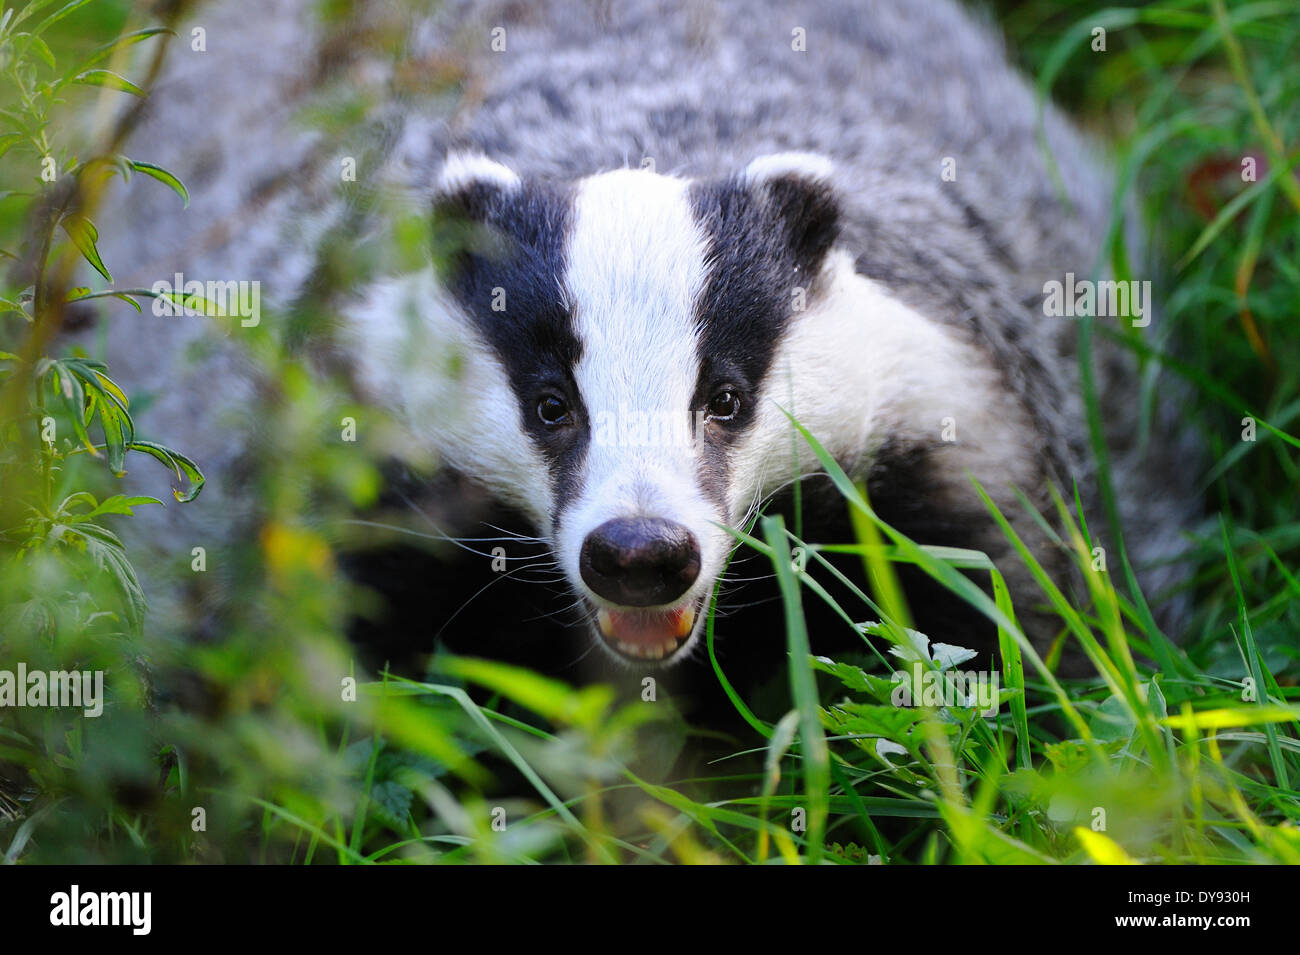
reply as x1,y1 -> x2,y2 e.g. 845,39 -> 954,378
83,0 -> 1196,654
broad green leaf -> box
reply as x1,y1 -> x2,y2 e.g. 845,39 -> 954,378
367,780 -> 414,831
821,700 -> 933,752
1090,693 -> 1138,744
82,494 -> 163,519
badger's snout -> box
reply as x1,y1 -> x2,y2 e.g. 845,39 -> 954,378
579,517 -> 701,607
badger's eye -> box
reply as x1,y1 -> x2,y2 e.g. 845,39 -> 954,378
537,394 -> 572,427
705,390 -> 741,422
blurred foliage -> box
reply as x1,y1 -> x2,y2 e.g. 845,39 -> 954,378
992,0 -> 1300,675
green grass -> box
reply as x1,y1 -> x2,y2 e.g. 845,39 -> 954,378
1,0 -> 1298,864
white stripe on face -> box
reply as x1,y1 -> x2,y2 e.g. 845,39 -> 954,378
554,169 -> 725,630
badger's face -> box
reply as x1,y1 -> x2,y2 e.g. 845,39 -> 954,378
432,152 -> 840,666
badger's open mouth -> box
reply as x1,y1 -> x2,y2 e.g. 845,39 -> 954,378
590,595 -> 704,663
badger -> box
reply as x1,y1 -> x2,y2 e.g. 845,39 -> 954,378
83,0 -> 1195,683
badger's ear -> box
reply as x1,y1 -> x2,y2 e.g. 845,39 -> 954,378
741,151 -> 840,274
431,152 -> 524,276
433,151 -> 522,221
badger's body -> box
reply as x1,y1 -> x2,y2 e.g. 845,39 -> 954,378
87,0 -> 1194,682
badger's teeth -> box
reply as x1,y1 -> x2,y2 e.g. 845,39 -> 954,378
597,603 -> 697,662
675,607 -> 696,638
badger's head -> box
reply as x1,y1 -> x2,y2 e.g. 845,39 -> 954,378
426,151 -> 842,666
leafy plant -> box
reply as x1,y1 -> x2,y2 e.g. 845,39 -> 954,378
0,0 -> 211,859
0,2 -> 201,637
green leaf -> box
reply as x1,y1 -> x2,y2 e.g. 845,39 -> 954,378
366,780 -> 414,831
113,292 -> 143,313
126,440 -> 206,502
29,0 -> 94,37
91,370 -> 130,410
3,802 -> 58,865
60,215 -> 112,282
126,160 -> 189,208
761,514 -> 830,865
75,27 -> 175,72
134,285 -> 219,316
57,360 -> 135,460
439,656 -> 613,731
1089,693 -> 1138,744
0,133 -> 24,161
65,494 -> 164,520
55,491 -> 99,516
53,362 -> 97,454
821,700 -> 933,750
72,69 -> 145,97
0,297 -> 29,320
66,288 -> 145,312
1074,828 -> 1138,865
59,356 -> 106,371
19,33 -> 57,70
809,655 -> 894,698
98,396 -> 128,474
77,522 -> 147,632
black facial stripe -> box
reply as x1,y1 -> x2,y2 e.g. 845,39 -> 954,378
688,175 -> 840,517
437,179 -> 589,512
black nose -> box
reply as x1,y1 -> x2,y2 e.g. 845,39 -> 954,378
579,517 -> 701,607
